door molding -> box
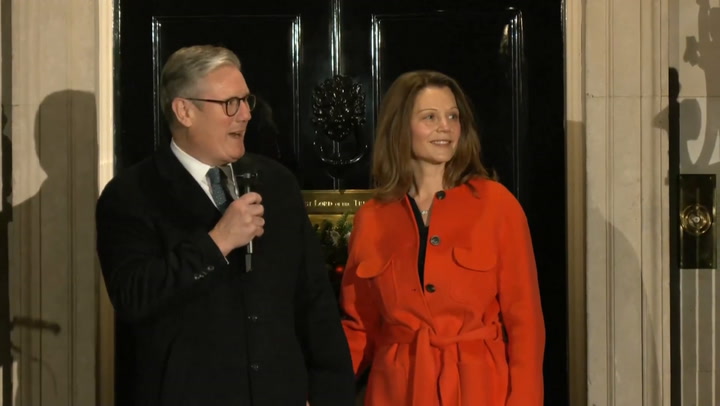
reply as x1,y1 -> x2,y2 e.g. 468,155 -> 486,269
98,0 -> 115,405
564,0 -> 586,405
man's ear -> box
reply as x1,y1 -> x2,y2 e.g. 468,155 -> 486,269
171,98 -> 194,128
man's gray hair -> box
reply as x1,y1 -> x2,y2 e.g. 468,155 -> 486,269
160,45 -> 242,126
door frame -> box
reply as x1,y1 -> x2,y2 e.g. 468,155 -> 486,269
96,1 -> 587,404
564,0 -> 586,405
97,1 -> 115,405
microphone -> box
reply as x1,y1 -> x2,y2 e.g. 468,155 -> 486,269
228,164 -> 260,272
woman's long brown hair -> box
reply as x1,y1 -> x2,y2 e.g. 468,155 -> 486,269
372,70 -> 490,202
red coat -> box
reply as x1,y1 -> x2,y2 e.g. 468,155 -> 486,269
340,178 -> 545,406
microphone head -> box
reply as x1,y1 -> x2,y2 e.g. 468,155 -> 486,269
232,155 -> 260,188
236,171 -> 258,181
235,171 -> 259,187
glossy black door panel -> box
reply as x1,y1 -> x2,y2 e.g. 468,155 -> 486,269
116,0 -> 331,177
151,15 -> 305,172
370,10 -> 523,193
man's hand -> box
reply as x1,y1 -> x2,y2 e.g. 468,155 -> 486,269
209,192 -> 264,256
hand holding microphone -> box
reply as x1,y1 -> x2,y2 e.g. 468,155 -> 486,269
232,170 -> 260,271
208,166 -> 262,271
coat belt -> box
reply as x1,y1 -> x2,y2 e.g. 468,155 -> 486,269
379,323 -> 501,406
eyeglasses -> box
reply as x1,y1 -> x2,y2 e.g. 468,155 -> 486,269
185,94 -> 257,116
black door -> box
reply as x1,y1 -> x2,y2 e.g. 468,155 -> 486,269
115,0 -> 567,404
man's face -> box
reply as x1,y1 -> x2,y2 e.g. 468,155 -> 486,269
182,65 -> 252,166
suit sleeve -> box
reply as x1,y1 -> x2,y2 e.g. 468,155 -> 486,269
292,189 -> 356,406
96,179 -> 230,322
339,207 -> 381,375
497,195 -> 545,406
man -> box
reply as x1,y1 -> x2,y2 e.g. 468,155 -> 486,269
96,45 -> 355,406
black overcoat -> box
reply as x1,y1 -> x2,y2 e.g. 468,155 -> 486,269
96,146 -> 355,406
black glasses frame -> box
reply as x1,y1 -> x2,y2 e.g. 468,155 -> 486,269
185,94 -> 256,116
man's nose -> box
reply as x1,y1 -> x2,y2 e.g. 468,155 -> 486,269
235,101 -> 252,121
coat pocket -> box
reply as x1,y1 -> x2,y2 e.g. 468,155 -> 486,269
355,257 -> 398,319
450,245 -> 498,304
356,257 -> 392,279
452,245 -> 496,271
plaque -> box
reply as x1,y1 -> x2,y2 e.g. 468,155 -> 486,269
302,189 -> 374,224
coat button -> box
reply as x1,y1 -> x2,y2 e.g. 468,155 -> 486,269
436,191 -> 446,200
206,265 -> 215,272
248,315 -> 259,322
425,284 -> 436,293
430,236 -> 441,246
250,363 -> 260,371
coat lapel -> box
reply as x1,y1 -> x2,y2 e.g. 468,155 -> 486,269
154,145 -> 221,229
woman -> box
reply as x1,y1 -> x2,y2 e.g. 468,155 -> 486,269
340,70 -> 545,406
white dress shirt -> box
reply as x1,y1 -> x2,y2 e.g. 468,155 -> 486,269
170,139 -> 219,208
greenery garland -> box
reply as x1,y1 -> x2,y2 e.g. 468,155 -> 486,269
313,213 -> 353,272
313,213 -> 353,296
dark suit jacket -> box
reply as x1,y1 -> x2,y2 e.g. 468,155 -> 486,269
96,146 -> 355,406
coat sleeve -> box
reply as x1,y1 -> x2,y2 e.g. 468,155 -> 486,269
96,178 -> 231,322
339,207 -> 381,375
497,194 -> 545,406
292,189 -> 356,406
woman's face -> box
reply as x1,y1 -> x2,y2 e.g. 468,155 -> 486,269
410,86 -> 461,166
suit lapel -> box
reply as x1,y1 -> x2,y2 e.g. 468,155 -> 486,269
154,145 -> 221,228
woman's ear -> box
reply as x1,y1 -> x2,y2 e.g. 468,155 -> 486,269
171,98 -> 194,128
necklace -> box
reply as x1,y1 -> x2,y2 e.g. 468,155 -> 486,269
421,210 -> 429,216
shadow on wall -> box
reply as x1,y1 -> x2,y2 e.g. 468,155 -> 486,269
585,204 -> 644,404
655,69 -> 699,174
680,0 -> 720,172
652,60 -> 684,406
655,2 -> 720,405
2,90 -> 98,405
